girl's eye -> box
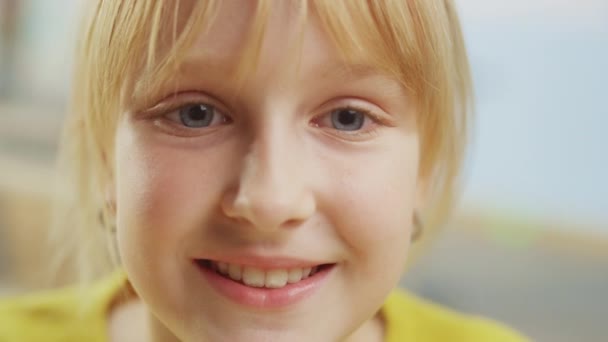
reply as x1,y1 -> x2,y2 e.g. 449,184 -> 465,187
167,103 -> 228,128
312,104 -> 385,140
314,106 -> 376,135
330,108 -> 365,131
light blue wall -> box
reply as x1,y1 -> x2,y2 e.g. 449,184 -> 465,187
11,0 -> 79,100
457,2 -> 608,232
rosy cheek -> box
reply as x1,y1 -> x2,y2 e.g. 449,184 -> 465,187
336,155 -> 417,245
120,155 -> 188,233
116,131 -> 239,241
115,134 -> 180,233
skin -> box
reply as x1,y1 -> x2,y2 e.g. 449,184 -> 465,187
110,1 -> 425,341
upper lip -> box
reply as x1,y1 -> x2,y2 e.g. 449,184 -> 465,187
193,254 -> 334,269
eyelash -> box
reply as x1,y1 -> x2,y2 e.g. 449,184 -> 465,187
311,105 -> 382,141
147,96 -> 230,137
149,96 -> 386,140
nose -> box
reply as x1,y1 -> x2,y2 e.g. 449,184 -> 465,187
221,129 -> 316,232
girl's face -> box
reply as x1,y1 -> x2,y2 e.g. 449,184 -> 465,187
113,2 -> 423,341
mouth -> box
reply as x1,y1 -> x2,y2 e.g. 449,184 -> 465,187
195,259 -> 334,289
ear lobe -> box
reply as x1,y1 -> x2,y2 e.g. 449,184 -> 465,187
101,149 -> 117,215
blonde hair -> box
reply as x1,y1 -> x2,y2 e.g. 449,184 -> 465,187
50,0 -> 472,285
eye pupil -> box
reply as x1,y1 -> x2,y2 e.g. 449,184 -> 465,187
338,110 -> 356,125
331,109 -> 364,131
189,106 -> 207,120
179,104 -> 214,127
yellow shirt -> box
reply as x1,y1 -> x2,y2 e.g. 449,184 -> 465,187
0,271 -> 528,341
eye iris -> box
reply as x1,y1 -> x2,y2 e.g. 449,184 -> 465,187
331,109 -> 364,131
179,104 -> 214,127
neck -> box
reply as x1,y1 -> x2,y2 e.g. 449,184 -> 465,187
344,311 -> 386,342
107,298 -> 150,342
147,311 -> 181,342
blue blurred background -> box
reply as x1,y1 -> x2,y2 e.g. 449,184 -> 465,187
1,1 -> 607,341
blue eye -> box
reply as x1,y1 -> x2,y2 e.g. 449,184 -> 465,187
178,104 -> 217,128
330,108 -> 365,131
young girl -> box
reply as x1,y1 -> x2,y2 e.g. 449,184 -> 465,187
1,1 -> 527,341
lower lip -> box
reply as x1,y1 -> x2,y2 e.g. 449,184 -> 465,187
194,261 -> 334,309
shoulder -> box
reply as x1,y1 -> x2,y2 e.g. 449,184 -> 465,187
383,290 -> 530,342
0,271 -> 126,342
0,287 -> 92,341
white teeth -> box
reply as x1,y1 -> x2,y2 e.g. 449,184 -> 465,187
265,269 -> 288,288
242,267 -> 265,287
287,268 -> 303,283
210,261 -> 324,288
218,262 -> 229,275
228,264 -> 242,281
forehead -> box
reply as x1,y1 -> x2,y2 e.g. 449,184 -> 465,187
129,0 -> 402,108
127,0 -> 444,112
187,1 -> 347,81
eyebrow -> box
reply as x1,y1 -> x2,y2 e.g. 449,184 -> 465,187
175,53 -> 398,83
134,55 -> 402,107
315,62 -> 395,81
132,56 -> 236,106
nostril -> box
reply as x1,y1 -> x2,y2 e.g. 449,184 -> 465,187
281,218 -> 305,229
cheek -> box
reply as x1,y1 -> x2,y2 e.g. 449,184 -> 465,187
322,140 -> 419,264
116,149 -> 192,237
113,134 -> 231,257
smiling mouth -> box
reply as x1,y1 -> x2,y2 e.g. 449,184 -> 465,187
195,259 -> 334,289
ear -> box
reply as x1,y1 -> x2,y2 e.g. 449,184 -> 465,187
101,149 -> 117,215
105,180 -> 117,216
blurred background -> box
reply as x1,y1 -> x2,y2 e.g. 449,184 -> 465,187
0,0 -> 606,341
